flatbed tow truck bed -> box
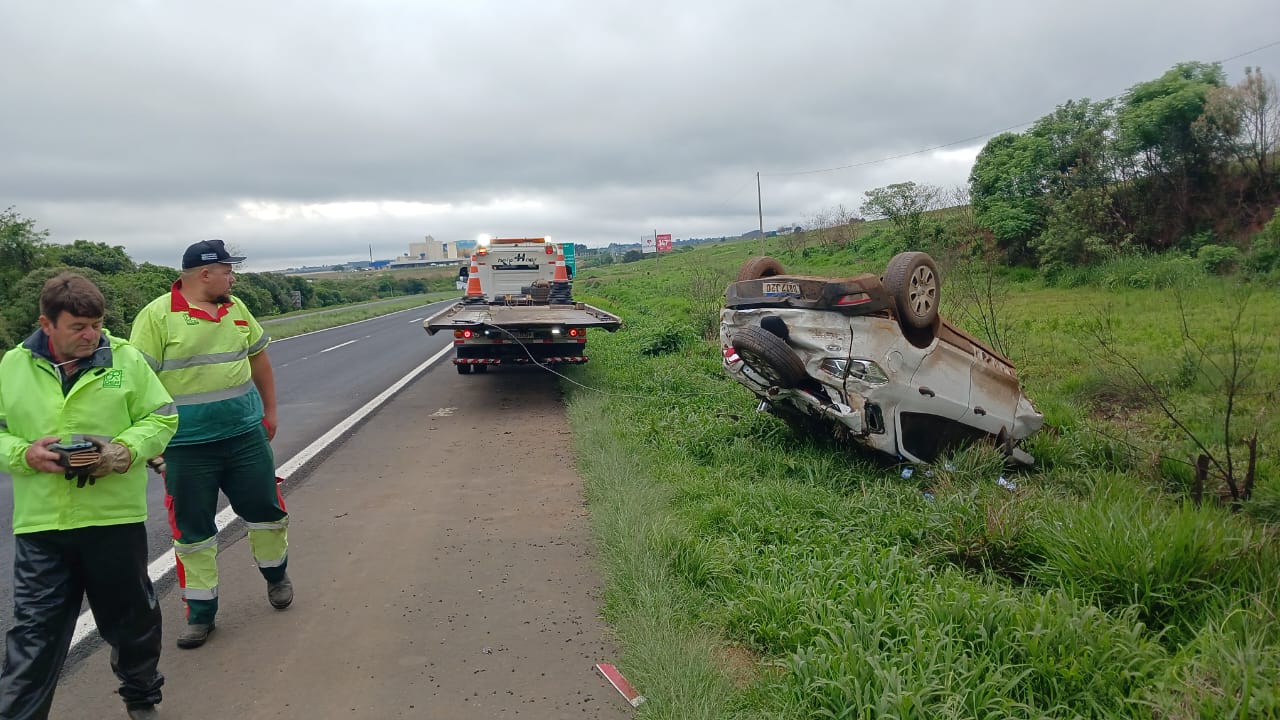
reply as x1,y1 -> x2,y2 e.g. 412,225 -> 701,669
424,302 -> 623,332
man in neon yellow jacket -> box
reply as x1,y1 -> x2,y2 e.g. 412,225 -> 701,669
130,239 -> 291,651
0,272 -> 177,720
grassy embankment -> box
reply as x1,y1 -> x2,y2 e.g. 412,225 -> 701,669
259,291 -> 458,340
564,237 -> 1279,718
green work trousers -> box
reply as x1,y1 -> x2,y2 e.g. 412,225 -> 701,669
163,425 -> 288,626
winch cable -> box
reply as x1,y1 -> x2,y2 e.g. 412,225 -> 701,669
484,324 -> 741,400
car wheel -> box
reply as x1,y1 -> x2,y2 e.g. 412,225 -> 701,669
456,363 -> 473,375
732,325 -> 807,388
884,252 -> 940,330
736,256 -> 785,282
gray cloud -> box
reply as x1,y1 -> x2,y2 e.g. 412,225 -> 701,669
3,1 -> 1277,270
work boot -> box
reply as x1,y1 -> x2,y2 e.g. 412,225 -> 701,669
126,704 -> 160,719
176,622 -> 214,649
268,574 -> 294,610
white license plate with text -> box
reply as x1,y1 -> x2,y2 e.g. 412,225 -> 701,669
763,281 -> 801,297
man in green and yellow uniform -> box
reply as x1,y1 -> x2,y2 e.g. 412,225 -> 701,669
131,239 -> 291,651
0,272 -> 177,719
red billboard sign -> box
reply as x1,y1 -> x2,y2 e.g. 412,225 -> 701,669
655,233 -> 673,252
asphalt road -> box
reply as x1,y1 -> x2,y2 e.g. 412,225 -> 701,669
0,299 -> 458,640
50,356 -> 628,719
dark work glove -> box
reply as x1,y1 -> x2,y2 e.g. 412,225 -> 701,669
54,445 -> 100,486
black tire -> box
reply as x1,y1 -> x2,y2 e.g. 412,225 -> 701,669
474,364 -> 489,373
884,252 -> 940,330
736,256 -> 785,282
456,363 -> 473,375
732,325 -> 807,388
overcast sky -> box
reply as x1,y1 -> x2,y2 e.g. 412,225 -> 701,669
3,2 -> 1277,271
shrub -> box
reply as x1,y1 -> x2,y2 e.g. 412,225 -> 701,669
1245,209 -> 1280,275
638,322 -> 696,356
1196,244 -> 1242,275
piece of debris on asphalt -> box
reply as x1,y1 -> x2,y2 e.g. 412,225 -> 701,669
595,663 -> 646,708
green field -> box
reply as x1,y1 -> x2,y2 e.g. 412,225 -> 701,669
561,237 -> 1279,718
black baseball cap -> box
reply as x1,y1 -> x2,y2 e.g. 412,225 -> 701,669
182,239 -> 246,269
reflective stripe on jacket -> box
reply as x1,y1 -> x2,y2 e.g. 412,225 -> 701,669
129,284 -> 269,445
0,331 -> 178,533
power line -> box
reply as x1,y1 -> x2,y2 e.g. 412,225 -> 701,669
1216,38 -> 1280,64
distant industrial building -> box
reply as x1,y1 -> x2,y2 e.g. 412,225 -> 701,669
389,235 -> 470,267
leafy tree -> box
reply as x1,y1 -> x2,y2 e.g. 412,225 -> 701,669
2,266 -> 130,341
971,100 -> 1116,263
859,181 -> 940,242
284,275 -> 316,308
1116,62 -> 1229,240
1030,98 -> 1116,197
969,132 -> 1051,260
230,283 -> 275,317
622,250 -> 643,263
105,263 -> 179,323
1030,186 -> 1126,274
53,239 -> 136,274
0,208 -> 51,292
1198,66 -> 1279,189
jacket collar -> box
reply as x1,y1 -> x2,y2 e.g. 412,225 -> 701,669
170,279 -> 234,321
23,328 -> 114,368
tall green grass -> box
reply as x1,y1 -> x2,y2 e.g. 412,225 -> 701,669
565,240 -> 1279,718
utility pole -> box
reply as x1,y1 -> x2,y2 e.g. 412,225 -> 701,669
757,172 -> 765,256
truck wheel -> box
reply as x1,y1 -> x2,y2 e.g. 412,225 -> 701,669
456,364 -> 473,375
474,364 -> 489,373
732,325 -> 806,388
884,252 -> 940,330
736,256 -> 785,282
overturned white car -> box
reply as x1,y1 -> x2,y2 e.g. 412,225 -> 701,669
720,252 -> 1043,466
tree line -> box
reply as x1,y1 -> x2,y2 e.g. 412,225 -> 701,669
803,61 -> 1280,279
0,209 -> 455,348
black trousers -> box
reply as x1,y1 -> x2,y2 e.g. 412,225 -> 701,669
0,523 -> 163,719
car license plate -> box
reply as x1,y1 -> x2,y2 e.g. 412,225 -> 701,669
763,281 -> 801,297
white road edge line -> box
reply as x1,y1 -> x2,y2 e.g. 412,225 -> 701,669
68,342 -> 456,650
319,339 -> 359,353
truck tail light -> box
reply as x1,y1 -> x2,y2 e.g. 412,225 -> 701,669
568,328 -> 582,337
455,329 -> 474,339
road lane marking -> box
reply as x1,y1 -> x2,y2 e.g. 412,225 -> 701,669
319,339 -> 359,353
270,301 -> 451,343
68,342 -> 456,650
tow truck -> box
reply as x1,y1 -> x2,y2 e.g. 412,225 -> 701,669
423,236 -> 623,373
